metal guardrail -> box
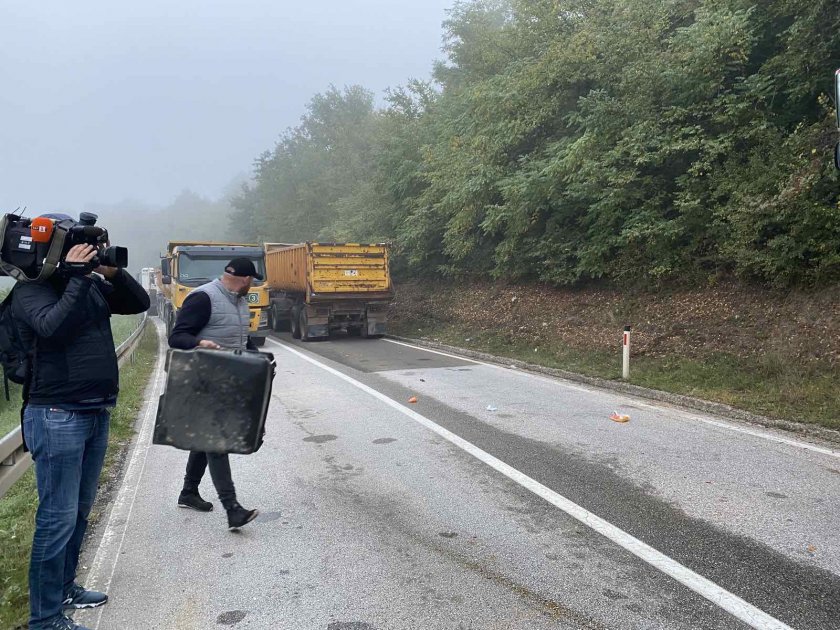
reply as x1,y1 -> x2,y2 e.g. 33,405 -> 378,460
117,313 -> 149,368
0,425 -> 28,498
0,313 -> 149,499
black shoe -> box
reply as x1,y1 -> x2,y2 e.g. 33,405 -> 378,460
227,503 -> 258,530
178,491 -> 213,512
62,583 -> 108,609
33,613 -> 91,629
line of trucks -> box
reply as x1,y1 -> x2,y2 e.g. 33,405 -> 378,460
139,241 -> 394,346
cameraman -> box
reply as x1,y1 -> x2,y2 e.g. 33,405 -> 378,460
14,237 -> 149,630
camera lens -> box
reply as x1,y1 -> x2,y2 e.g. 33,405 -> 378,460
99,246 -> 128,268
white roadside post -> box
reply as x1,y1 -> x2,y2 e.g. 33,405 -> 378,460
834,68 -> 840,171
622,326 -> 631,380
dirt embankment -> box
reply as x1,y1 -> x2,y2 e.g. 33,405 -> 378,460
389,280 -> 840,368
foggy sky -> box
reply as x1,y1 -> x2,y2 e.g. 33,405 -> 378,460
0,0 -> 454,213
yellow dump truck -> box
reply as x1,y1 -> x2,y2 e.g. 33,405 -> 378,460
265,242 -> 394,341
158,242 -> 270,346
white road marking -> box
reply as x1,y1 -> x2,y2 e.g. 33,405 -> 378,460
270,338 -> 794,630
384,337 -> 486,366
82,321 -> 166,630
655,408 -> 839,460
383,337 -> 840,460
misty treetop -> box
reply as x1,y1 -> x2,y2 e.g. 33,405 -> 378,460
231,0 -> 840,287
89,188 -> 240,272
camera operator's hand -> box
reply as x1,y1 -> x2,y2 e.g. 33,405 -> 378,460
94,265 -> 119,280
66,244 -> 97,265
63,244 -> 98,276
198,340 -> 222,350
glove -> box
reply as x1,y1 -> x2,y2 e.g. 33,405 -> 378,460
59,260 -> 97,276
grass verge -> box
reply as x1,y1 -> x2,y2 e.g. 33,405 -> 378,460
0,323 -> 159,629
395,320 -> 839,432
110,314 -> 141,348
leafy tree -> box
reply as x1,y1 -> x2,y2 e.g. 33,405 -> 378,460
234,0 -> 840,288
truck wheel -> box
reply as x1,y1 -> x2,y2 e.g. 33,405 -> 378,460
290,307 -> 301,339
299,310 -> 311,342
270,305 -> 288,332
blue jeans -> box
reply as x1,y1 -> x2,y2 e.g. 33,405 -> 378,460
23,406 -> 110,627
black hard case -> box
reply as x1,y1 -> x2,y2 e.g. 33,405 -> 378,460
153,348 -> 274,454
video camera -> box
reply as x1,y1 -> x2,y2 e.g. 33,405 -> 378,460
0,212 -> 128,282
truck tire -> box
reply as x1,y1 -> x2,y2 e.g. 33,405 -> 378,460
299,310 -> 311,342
270,305 -> 288,333
290,306 -> 302,339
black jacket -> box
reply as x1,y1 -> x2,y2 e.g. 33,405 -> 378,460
12,269 -> 150,405
169,291 -> 255,351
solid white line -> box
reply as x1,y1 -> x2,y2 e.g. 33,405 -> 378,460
384,338 -> 839,460
654,406 -> 839,460
268,338 -> 794,630
384,337 -> 486,366
385,337 -> 632,395
82,321 -> 166,630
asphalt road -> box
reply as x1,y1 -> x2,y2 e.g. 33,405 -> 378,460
77,326 -> 840,630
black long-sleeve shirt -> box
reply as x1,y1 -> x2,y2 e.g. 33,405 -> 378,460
169,291 -> 255,350
13,268 -> 150,405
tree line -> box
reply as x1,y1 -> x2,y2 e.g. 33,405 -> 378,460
230,0 -> 840,288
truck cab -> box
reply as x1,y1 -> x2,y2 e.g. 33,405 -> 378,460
159,242 -> 270,346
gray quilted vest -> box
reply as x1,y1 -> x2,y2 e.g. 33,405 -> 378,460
192,279 -> 249,350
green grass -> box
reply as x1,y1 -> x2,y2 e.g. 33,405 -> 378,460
395,320 -> 840,431
110,314 -> 142,347
0,324 -> 159,629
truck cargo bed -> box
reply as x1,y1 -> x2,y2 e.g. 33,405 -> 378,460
266,243 -> 393,299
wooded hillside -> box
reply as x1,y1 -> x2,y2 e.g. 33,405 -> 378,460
231,0 -> 840,288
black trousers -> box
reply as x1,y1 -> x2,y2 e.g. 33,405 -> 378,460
183,451 -> 237,510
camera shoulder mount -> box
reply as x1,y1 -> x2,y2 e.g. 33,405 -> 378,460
0,214 -> 72,283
